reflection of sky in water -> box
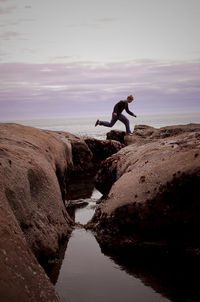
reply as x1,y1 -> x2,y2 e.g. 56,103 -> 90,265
56,228 -> 170,302
75,189 -> 102,225
56,188 -> 170,302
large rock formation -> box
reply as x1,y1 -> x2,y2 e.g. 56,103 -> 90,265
49,131 -> 123,175
0,123 -> 124,301
87,124 -> 200,251
0,191 -> 60,302
84,137 -> 123,165
107,123 -> 200,145
0,123 -> 73,301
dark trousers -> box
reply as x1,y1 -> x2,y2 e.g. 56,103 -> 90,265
99,113 -> 131,134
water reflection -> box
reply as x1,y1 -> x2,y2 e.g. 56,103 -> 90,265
96,241 -> 200,302
55,228 -> 170,302
50,175 -> 200,302
46,239 -> 69,285
65,174 -> 101,224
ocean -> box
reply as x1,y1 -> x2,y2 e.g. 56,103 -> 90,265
7,111 -> 200,140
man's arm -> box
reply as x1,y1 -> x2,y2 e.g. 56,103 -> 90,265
125,103 -> 136,117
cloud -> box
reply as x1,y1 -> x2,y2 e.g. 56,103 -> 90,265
97,17 -> 118,22
0,60 -> 200,120
18,18 -> 35,22
0,5 -> 16,14
52,56 -> 79,61
67,22 -> 102,29
67,17 -> 118,30
0,30 -> 23,40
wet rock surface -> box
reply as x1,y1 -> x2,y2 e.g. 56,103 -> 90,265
87,124 -> 200,251
106,129 -> 126,144
107,123 -> 200,145
0,123 -> 75,301
51,131 -> 123,175
84,137 -> 123,165
48,131 -> 94,174
0,194 -> 60,302
0,123 -> 123,301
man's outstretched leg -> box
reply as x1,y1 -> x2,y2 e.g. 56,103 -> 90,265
118,114 -> 132,134
95,114 -> 118,128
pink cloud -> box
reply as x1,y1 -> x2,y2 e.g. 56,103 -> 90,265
0,60 -> 200,120
0,31 -> 22,40
0,5 -> 16,14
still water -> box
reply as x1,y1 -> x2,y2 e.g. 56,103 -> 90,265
53,180 -> 172,302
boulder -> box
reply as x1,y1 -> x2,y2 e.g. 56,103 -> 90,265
0,190 -> 60,302
87,124 -> 200,249
49,131 -> 94,174
84,137 -> 123,165
106,124 -> 200,146
0,123 -> 73,301
106,130 -> 126,144
51,131 -> 124,174
125,123 -> 200,145
0,122 -> 124,300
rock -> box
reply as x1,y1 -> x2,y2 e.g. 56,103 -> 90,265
125,123 -> 200,145
106,130 -> 126,144
0,122 -> 124,300
51,132 -> 124,175
66,199 -> 89,208
84,138 -> 124,165
94,154 -> 120,195
49,131 -> 94,174
87,124 -> 200,250
0,123 -> 73,300
107,124 -> 200,146
0,191 -> 60,302
66,173 -> 95,200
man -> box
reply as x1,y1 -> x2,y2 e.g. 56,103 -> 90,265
95,94 -> 137,135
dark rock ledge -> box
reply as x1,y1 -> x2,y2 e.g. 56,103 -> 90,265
86,123 -> 200,254
0,123 -> 123,301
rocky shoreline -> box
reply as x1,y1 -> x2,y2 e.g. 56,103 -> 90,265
0,123 -> 122,301
0,122 -> 200,301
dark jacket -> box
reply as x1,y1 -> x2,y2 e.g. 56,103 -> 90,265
113,100 -> 134,116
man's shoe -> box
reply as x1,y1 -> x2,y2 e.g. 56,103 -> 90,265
127,133 -> 133,136
95,119 -> 99,127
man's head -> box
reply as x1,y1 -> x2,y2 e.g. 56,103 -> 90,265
127,94 -> 134,103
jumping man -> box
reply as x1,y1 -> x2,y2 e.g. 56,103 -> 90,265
95,94 -> 137,135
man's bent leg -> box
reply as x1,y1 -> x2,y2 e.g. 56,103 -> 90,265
118,114 -> 131,134
99,114 -> 118,127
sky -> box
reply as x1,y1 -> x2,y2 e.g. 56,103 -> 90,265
0,0 -> 200,120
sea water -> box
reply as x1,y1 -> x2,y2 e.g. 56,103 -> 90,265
6,111 -> 200,139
